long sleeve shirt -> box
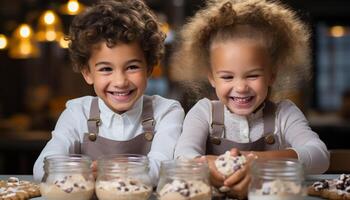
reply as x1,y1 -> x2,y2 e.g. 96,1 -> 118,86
175,98 -> 329,174
34,95 -> 185,185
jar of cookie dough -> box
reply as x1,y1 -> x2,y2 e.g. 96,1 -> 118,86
248,159 -> 306,200
40,154 -> 95,200
156,159 -> 212,200
95,154 -> 152,200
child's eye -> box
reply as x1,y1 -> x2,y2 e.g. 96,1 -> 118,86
220,75 -> 233,80
247,75 -> 260,79
126,65 -> 142,71
98,66 -> 112,72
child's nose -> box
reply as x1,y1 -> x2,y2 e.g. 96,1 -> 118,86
234,80 -> 248,92
112,72 -> 128,87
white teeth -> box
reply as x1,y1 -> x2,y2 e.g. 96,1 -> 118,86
112,91 -> 129,96
232,97 -> 252,103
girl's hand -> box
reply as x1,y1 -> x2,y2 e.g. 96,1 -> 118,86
199,155 -> 225,187
91,160 -> 97,179
223,149 -> 257,199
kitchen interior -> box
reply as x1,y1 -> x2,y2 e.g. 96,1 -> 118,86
0,0 -> 349,175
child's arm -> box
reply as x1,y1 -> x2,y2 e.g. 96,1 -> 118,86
276,100 -> 330,174
33,103 -> 83,181
174,99 -> 212,158
147,97 -> 185,185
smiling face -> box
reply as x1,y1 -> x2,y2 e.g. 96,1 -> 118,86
82,41 -> 148,114
208,39 -> 275,116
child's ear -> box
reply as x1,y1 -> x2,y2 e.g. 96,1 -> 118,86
81,68 -> 94,85
208,72 -> 216,88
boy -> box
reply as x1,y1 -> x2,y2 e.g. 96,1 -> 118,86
33,0 -> 184,185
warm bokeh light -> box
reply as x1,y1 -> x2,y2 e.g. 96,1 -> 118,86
37,10 -> 63,42
61,0 -> 85,15
19,24 -> 31,38
330,26 -> 346,37
43,11 -> 56,25
9,23 -> 39,59
0,34 -> 8,49
59,36 -> 69,48
68,0 -> 80,13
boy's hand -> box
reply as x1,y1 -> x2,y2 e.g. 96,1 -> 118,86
91,160 -> 97,179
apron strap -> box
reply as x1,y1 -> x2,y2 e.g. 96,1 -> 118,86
211,101 -> 225,138
141,96 -> 155,140
263,101 -> 276,136
87,97 -> 100,135
86,96 -> 155,141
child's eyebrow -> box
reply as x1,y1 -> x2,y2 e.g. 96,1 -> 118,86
125,59 -> 144,64
95,61 -> 111,67
94,59 -> 144,67
247,68 -> 264,73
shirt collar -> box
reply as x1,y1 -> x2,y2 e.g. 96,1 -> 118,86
224,102 -> 265,122
98,96 -> 143,127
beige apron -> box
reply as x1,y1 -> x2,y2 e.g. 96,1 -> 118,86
81,96 -> 155,160
206,101 -> 279,155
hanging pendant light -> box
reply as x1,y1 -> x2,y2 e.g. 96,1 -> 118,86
60,0 -> 85,15
9,24 -> 40,59
0,34 -> 9,50
36,10 -> 63,42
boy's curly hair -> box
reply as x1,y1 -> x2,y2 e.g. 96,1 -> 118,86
67,0 -> 165,74
170,0 -> 311,98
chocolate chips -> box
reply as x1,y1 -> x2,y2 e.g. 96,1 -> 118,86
312,179 -> 329,191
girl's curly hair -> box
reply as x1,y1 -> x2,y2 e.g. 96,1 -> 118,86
170,0 -> 311,98
67,0 -> 165,74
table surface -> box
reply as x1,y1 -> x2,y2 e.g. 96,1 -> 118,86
1,174 -> 336,200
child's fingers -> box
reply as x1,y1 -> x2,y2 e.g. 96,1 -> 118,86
91,160 -> 97,179
229,148 -> 241,156
227,174 -> 251,200
205,155 -> 225,187
193,155 -> 206,163
223,165 -> 248,186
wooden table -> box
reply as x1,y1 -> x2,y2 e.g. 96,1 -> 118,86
1,174 -> 336,199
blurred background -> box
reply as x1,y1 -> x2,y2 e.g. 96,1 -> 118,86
0,0 -> 349,174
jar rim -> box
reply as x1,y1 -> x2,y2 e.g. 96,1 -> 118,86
251,158 -> 302,168
43,154 -> 92,172
251,158 -> 304,180
97,154 -> 149,173
97,154 -> 148,163
160,159 -> 209,178
44,154 -> 92,162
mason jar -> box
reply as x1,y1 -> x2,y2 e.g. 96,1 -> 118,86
156,159 -> 211,200
40,154 -> 95,200
248,158 -> 306,200
95,154 -> 152,200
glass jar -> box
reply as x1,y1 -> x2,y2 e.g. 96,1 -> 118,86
248,158 -> 306,200
156,159 -> 211,200
40,154 -> 95,200
95,154 -> 152,200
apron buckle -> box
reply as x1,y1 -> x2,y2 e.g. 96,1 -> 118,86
88,118 -> 101,126
210,137 -> 221,145
144,132 -> 154,141
88,133 -> 97,141
264,134 -> 275,145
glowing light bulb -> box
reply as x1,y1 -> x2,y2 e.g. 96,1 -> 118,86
330,26 -> 345,37
19,24 -> 31,38
0,34 -> 8,49
68,0 -> 80,13
44,11 -> 56,25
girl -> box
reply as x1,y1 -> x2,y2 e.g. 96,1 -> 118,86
173,0 -> 329,198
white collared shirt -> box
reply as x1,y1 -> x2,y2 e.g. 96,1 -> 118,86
33,95 -> 185,185
174,98 -> 330,174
